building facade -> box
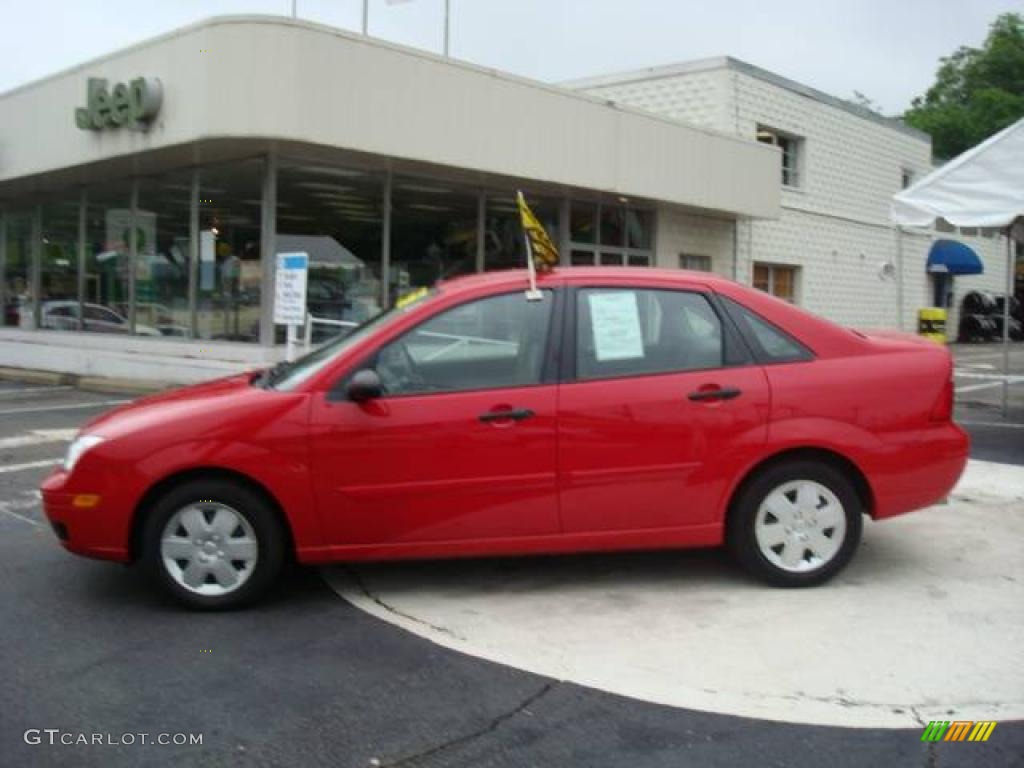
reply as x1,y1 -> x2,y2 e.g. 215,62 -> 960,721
569,57 -> 1014,334
1,21 -> 1017,385
0,16 -> 782,383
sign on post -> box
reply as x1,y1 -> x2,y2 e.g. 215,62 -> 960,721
274,252 -> 309,360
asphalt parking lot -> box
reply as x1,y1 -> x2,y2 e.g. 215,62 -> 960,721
0,359 -> 1022,767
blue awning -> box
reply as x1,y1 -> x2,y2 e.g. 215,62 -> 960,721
926,239 -> 984,275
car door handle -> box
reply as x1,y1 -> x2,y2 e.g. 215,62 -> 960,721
687,387 -> 742,402
479,408 -> 535,423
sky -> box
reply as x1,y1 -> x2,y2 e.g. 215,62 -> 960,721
0,0 -> 1019,113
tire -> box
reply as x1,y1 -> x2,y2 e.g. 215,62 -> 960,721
141,479 -> 286,609
727,460 -> 863,587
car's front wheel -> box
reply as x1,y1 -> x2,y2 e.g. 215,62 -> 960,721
728,460 -> 863,587
142,479 -> 285,609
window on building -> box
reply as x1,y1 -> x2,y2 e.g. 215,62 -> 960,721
753,263 -> 798,303
3,211 -> 33,327
568,200 -> 654,266
901,168 -> 915,189
277,161 -> 385,342
373,290 -> 553,395
756,127 -> 802,188
485,193 -> 558,272
39,197 -> 81,333
391,178 -> 477,300
84,181 -> 133,335
575,288 -> 727,380
679,253 -> 712,272
136,170 -> 194,338
197,159 -> 264,343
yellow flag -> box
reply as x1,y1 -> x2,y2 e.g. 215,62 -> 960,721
517,191 -> 559,271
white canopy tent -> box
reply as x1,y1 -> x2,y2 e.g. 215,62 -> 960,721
892,116 -> 1024,417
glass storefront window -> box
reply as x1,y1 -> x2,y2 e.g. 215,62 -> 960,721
277,162 -> 384,343
392,179 -> 477,298
570,202 -> 597,244
84,183 -> 132,335
571,201 -> 654,267
136,171 -> 194,338
197,159 -> 263,342
39,197 -> 81,331
626,209 -> 653,250
3,212 -> 33,327
600,206 -> 625,247
485,193 -> 558,271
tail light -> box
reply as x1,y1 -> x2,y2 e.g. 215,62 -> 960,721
930,377 -> 954,422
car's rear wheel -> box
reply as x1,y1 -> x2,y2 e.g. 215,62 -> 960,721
142,479 -> 285,609
728,460 -> 863,587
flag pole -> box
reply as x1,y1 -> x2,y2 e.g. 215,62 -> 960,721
523,229 -> 542,301
443,0 -> 451,56
518,190 -> 542,301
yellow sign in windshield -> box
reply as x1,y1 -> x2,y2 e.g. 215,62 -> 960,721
395,286 -> 430,309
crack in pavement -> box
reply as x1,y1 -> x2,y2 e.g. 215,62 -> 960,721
376,681 -> 557,768
343,566 -> 466,642
910,707 -> 938,768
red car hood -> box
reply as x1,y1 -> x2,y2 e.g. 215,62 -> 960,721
79,371 -> 262,438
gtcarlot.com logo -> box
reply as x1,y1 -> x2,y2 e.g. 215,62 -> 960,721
24,730 -> 203,746
920,720 -> 997,743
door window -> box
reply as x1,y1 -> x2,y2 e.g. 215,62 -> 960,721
575,288 -> 728,380
373,291 -> 553,395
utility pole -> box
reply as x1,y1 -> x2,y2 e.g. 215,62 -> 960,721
362,0 -> 369,35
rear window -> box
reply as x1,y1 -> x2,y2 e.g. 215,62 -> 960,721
721,297 -> 813,363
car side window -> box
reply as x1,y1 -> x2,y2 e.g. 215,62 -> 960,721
720,296 -> 812,363
575,288 -> 727,380
372,291 -> 553,396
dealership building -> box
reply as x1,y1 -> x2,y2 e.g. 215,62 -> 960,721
0,15 -> 1015,383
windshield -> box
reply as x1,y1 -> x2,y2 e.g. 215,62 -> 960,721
267,288 -> 437,391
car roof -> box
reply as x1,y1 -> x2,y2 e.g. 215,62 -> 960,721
438,267 -> 727,295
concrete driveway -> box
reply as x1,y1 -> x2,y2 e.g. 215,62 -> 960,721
324,461 -> 1024,729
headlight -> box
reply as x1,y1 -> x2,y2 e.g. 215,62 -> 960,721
64,435 -> 105,473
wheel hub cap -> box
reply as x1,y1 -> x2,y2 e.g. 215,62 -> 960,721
754,480 -> 847,574
160,502 -> 258,597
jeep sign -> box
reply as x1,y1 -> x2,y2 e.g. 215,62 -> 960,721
75,77 -> 162,131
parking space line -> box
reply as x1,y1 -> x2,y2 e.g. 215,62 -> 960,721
0,459 -> 61,475
0,429 -> 78,450
0,385 -> 74,399
957,382 -> 1007,394
0,497 -> 43,527
959,420 -> 1024,429
953,371 -> 1024,381
0,399 -> 129,416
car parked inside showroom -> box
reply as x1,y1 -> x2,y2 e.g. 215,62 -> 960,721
42,267 -> 968,608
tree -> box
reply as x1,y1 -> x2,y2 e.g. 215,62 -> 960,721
904,12 -> 1024,160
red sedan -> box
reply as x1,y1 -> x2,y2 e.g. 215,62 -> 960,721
41,268 -> 968,608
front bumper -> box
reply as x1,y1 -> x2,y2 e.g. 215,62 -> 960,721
41,469 -> 131,562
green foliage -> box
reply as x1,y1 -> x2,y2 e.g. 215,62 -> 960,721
904,13 -> 1024,159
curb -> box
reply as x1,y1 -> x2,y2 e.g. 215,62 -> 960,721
0,367 -> 169,396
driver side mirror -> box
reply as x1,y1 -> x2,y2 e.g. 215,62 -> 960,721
348,369 -> 383,403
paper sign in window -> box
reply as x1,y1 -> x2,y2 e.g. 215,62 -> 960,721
589,292 -> 645,361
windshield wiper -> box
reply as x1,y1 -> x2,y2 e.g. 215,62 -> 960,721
258,360 -> 295,388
